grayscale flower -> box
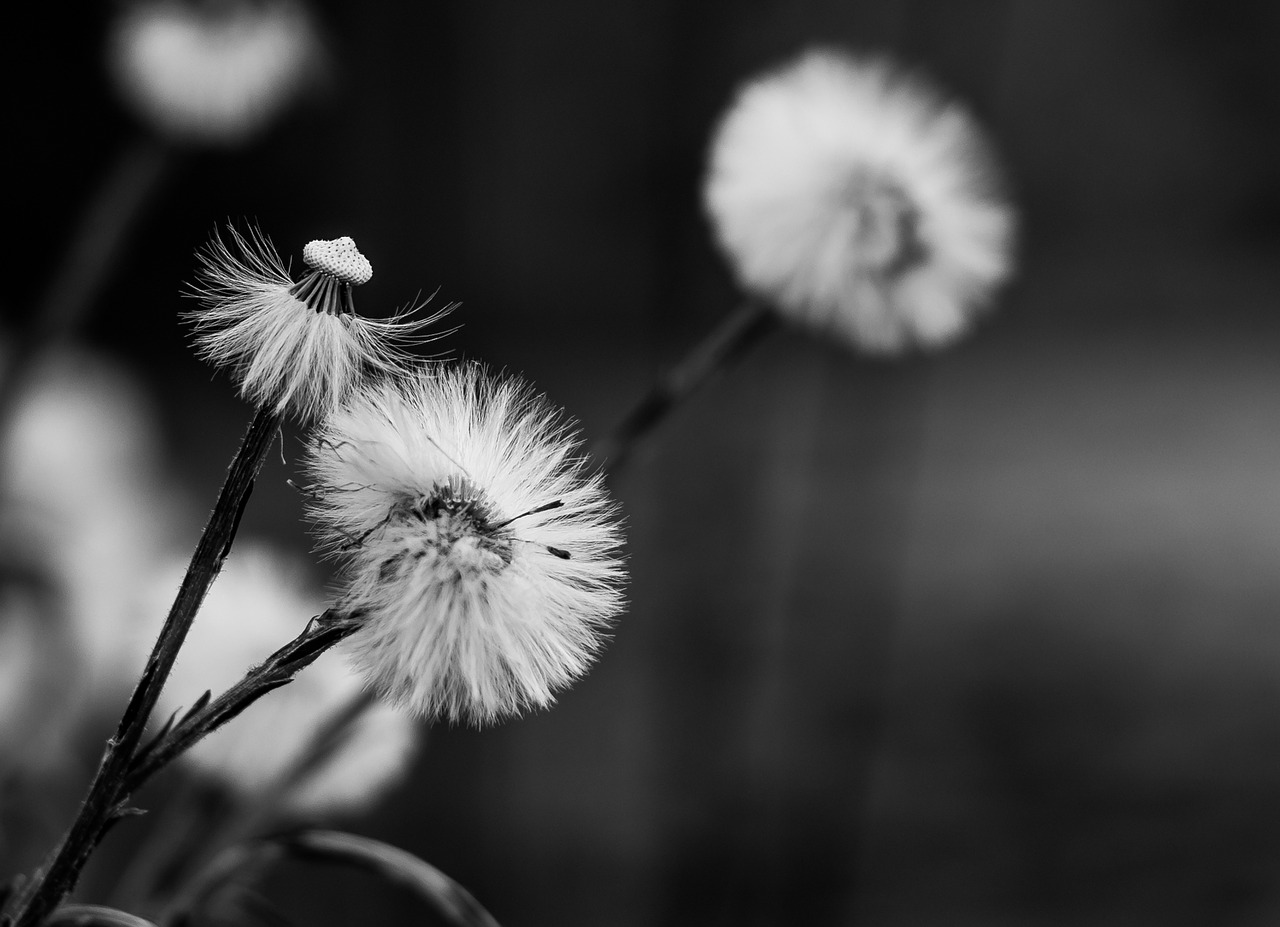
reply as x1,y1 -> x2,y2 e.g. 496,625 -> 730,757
304,365 -> 626,724
704,49 -> 1015,353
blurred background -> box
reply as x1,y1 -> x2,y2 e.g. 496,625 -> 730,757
7,0 -> 1280,924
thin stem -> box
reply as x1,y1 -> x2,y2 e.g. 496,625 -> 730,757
4,405 -> 280,927
591,298 -> 777,472
109,781 -> 228,914
165,830 -> 503,927
124,611 -> 362,796
161,842 -> 278,927
141,686 -> 377,915
244,688 -> 379,823
0,139 -> 170,431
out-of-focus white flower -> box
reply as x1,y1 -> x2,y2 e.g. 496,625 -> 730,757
187,226 -> 443,421
703,49 -> 1015,354
303,364 -> 626,725
148,544 -> 419,817
107,0 -> 325,146
0,347 -> 178,765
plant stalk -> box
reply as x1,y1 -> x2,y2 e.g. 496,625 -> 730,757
0,139 -> 170,433
124,611 -> 361,795
591,298 -> 776,472
3,405 -> 279,927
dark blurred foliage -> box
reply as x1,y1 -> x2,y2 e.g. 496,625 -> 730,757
8,1 -> 1280,925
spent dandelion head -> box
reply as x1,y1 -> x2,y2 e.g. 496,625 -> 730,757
303,364 -> 627,725
186,225 -> 447,421
107,0 -> 326,146
148,544 -> 419,816
703,48 -> 1015,354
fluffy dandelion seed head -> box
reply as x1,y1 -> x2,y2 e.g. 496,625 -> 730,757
187,226 -> 442,420
107,0 -> 324,146
146,544 -> 419,816
303,237 -> 373,286
703,49 -> 1015,354
304,365 -> 626,725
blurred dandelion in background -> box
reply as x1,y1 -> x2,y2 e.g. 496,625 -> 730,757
0,0 -> 332,416
704,48 -> 1015,353
106,0 -> 326,147
305,364 -> 626,725
0,347 -> 178,777
13,1 -> 1280,924
599,46 -> 1016,470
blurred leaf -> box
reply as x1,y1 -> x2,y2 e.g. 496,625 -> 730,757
43,905 -> 157,927
280,829 -> 502,927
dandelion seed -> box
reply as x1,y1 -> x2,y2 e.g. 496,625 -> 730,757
147,544 -> 419,816
107,0 -> 325,146
187,225 -> 445,421
703,49 -> 1015,353
304,365 -> 626,725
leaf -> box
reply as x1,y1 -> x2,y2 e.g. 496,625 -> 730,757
42,905 -> 158,927
280,829 -> 502,927
183,690 -> 214,723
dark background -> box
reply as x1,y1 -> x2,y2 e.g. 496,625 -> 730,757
8,1 -> 1280,924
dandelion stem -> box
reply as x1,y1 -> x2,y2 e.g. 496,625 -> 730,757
160,841 -> 280,927
4,405 -> 279,927
144,686 -> 378,915
0,139 -> 170,431
110,780 -> 228,914
123,610 -> 362,795
591,298 -> 776,472
246,687 -> 379,816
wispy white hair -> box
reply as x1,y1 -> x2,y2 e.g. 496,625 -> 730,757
186,225 -> 445,421
304,364 -> 626,725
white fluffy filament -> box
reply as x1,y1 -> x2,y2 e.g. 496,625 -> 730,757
304,365 -> 626,725
186,225 -> 447,421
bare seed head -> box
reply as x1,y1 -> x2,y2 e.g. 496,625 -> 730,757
302,237 -> 374,286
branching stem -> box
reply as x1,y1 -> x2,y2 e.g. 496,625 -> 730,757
3,405 -> 280,927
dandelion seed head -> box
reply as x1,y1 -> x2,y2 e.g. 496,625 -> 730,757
704,49 -> 1015,354
304,365 -> 627,725
186,225 -> 445,420
303,237 -> 373,286
147,543 -> 419,816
